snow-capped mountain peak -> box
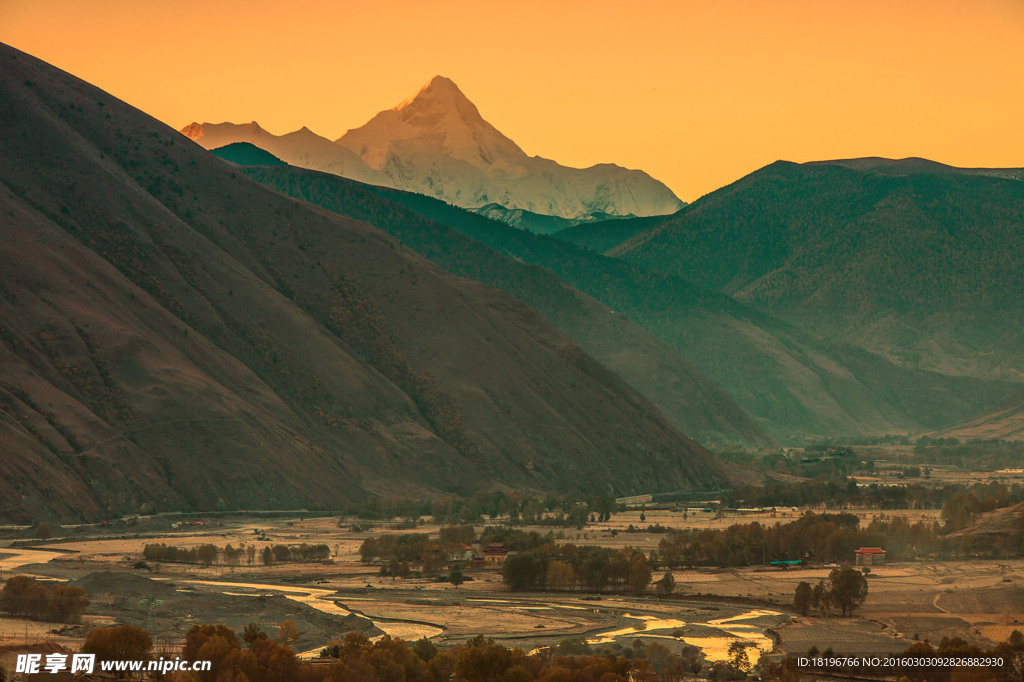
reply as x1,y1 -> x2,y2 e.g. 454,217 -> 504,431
337,76 -> 526,174
182,78 -> 684,220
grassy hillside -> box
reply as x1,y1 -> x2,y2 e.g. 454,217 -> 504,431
611,159 -> 1024,382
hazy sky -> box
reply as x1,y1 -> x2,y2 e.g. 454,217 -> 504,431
4,0 -> 1023,201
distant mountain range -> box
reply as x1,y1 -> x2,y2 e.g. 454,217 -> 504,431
183,76 -> 684,222
0,44 -> 718,522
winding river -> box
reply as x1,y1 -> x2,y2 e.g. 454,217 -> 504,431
1,547 -> 779,662
0,548 -> 442,659
173,578 -> 444,658
587,608 -> 781,662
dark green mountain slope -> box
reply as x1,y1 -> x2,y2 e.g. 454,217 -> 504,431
610,159 -> 1024,382
211,142 -> 285,166
553,214 -> 668,253
238,164 -> 771,447
240,165 -> 1017,442
0,43 -> 721,521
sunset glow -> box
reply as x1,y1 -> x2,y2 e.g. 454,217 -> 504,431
4,0 -> 1022,200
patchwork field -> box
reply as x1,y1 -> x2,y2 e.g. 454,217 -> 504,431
1,510 -> 1019,670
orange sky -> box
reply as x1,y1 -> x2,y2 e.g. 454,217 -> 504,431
4,0 -> 1023,201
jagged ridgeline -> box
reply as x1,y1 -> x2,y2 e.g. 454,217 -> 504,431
0,43 -> 720,522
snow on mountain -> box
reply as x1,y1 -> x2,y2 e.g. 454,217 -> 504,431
182,77 -> 684,220
181,121 -> 384,184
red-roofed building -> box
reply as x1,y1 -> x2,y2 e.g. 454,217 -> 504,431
444,543 -> 474,564
484,542 -> 509,567
854,547 -> 886,565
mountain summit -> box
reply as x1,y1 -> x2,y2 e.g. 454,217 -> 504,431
337,75 -> 529,175
183,77 -> 684,220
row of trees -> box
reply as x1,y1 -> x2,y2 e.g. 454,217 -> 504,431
76,617 -> 1024,682
142,542 -> 330,566
725,478 -> 1024,517
357,526 -> 559,566
793,566 -> 869,617
79,621 -> 698,681
342,491 -> 620,525
653,511 -> 1008,567
0,575 -> 90,623
502,545 -> 670,595
358,533 -> 434,565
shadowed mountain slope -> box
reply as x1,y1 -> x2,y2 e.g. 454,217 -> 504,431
234,163 -> 772,448
553,214 -> 668,253
211,142 -> 286,166
0,44 -> 720,522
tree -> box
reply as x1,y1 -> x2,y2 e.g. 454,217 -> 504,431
47,585 -> 90,623
546,560 -> 575,590
242,622 -> 266,646
439,525 -> 475,545
628,553 -> 652,595
829,565 -> 868,616
581,552 -> 611,593
449,569 -> 464,589
811,580 -> 833,617
0,575 -> 49,619
182,624 -> 241,681
197,544 -> 218,567
727,641 -> 751,674
502,552 -> 543,591
655,571 -> 675,596
457,636 -> 514,680
261,546 -> 274,566
413,637 -> 438,662
277,620 -> 299,647
35,523 -> 52,540
223,544 -> 242,566
273,545 -> 292,563
794,581 -> 812,616
83,625 -> 153,665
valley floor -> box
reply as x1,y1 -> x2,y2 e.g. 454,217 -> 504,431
1,511 -> 1019,673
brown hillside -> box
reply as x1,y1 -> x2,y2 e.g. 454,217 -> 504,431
0,44 -> 719,522
933,395 -> 1024,442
